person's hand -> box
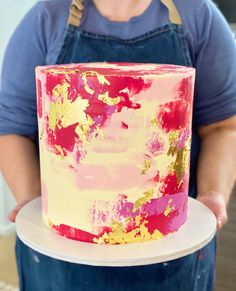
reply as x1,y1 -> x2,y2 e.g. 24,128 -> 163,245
8,195 -> 40,223
197,192 -> 228,230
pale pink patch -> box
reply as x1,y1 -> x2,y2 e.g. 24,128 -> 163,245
75,164 -> 154,191
89,200 -> 112,234
146,133 -> 164,156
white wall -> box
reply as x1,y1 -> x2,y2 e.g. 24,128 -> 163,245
0,1 -> 36,72
0,0 -> 36,236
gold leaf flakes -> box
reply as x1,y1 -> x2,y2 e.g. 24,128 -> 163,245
150,118 -> 159,127
93,219 -> 163,244
54,145 -> 65,159
141,158 -> 152,175
52,82 -> 70,100
98,91 -> 121,106
75,115 -> 95,144
133,189 -> 154,212
164,205 -> 175,217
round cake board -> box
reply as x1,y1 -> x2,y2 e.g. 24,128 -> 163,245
16,197 -> 216,267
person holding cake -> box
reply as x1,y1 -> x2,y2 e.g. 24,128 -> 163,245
0,0 -> 236,290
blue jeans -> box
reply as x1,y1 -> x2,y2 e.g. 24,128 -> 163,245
16,236 -> 216,291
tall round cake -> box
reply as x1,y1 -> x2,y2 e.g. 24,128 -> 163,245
36,63 -> 195,244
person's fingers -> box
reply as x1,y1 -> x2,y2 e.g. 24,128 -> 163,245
8,200 -> 30,223
216,206 -> 228,230
8,204 -> 22,223
197,194 -> 228,230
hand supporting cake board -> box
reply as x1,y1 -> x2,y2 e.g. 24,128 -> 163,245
16,197 -> 216,267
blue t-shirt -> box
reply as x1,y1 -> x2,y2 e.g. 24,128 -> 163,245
0,0 -> 236,136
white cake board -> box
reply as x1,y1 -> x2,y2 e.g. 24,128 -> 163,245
16,197 -> 216,267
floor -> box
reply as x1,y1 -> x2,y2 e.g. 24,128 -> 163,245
0,232 -> 18,290
215,188 -> 236,291
0,190 -> 236,291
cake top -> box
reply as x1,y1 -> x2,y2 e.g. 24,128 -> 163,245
36,62 -> 195,77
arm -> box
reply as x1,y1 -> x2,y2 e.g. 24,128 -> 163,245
186,1 -> 236,228
0,3 -> 50,221
0,135 -> 41,222
197,115 -> 236,229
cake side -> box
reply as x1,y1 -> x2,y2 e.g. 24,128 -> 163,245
36,63 -> 195,244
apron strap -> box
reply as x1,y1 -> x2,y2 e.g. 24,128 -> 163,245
68,0 -> 84,27
160,0 -> 182,25
68,0 -> 182,27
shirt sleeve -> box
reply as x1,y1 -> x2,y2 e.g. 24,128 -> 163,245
0,3 -> 48,136
192,0 -> 236,126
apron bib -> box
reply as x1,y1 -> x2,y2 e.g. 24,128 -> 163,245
56,0 -> 199,198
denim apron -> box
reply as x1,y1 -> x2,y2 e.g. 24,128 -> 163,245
16,0 -> 216,290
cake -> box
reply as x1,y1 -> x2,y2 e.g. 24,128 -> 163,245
36,63 -> 195,244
